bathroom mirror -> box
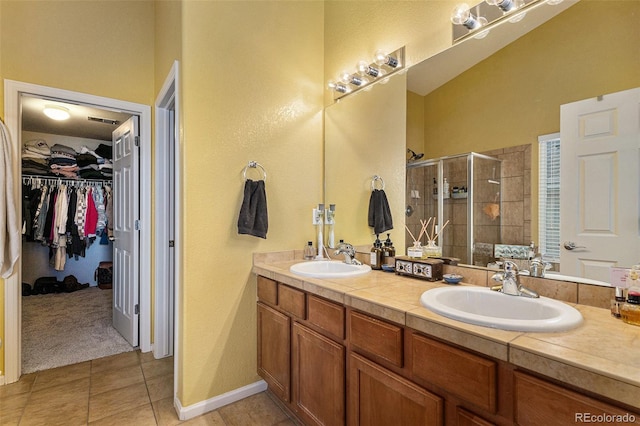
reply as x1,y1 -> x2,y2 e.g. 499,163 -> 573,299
324,0 -> 640,285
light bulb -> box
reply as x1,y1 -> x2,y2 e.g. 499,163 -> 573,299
340,71 -> 366,86
508,0 -> 527,23
473,17 -> 490,39
374,50 -> 399,68
485,0 -> 516,12
546,0 -> 563,4
327,80 -> 349,94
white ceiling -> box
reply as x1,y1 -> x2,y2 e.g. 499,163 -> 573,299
21,95 -> 133,141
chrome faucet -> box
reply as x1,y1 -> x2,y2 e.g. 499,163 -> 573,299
491,260 -> 539,298
335,242 -> 361,265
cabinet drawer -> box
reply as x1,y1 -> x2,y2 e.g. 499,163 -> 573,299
514,371 -> 640,426
308,295 -> 345,340
257,276 -> 278,305
349,311 -> 403,368
279,284 -> 306,319
410,333 -> 497,413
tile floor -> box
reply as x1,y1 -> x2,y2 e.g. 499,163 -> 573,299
0,350 -> 296,426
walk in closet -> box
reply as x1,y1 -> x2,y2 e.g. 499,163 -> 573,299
20,95 -> 134,373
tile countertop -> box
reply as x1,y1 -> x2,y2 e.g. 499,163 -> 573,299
252,251 -> 640,411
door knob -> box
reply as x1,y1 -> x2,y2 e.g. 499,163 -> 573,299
563,241 -> 586,251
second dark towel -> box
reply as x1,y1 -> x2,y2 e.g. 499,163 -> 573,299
368,189 -> 393,235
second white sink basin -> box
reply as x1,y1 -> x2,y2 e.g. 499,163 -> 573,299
290,260 -> 371,279
420,286 -> 583,332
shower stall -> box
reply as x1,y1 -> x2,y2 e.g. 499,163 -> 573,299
406,152 -> 502,266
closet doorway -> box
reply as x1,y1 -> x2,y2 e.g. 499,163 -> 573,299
3,80 -> 152,383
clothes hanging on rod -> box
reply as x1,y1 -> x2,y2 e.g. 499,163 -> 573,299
22,176 -> 113,271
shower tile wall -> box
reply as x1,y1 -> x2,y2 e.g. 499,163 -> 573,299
481,144 -> 531,245
406,144 -> 531,265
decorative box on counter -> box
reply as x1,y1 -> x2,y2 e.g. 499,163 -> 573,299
395,256 -> 444,281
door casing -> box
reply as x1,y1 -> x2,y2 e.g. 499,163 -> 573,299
2,79 -> 152,384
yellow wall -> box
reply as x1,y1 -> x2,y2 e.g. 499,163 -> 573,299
418,0 -> 640,246
178,1 -> 324,405
0,0 -> 154,382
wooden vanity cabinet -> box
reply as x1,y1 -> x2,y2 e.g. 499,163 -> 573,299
257,274 -> 638,426
257,277 -> 346,426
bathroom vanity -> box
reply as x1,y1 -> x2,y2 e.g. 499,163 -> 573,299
253,251 -> 640,426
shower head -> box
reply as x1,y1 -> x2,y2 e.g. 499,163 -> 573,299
407,149 -> 424,162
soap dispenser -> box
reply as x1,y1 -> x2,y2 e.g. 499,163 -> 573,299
621,265 -> 640,326
370,234 -> 383,270
383,233 -> 396,265
443,178 -> 450,199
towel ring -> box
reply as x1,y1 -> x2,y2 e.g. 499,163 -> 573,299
371,175 -> 385,190
243,161 -> 267,182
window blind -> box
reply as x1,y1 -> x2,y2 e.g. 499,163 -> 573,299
538,134 -> 561,261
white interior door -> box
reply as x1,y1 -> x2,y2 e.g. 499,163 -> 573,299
112,116 -> 140,346
560,87 -> 640,281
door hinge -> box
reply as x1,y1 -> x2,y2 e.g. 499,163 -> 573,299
134,220 -> 141,230
135,304 -> 140,315
169,240 -> 175,247
135,136 -> 140,147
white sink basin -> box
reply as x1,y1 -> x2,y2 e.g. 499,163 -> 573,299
290,261 -> 371,279
420,286 -> 583,332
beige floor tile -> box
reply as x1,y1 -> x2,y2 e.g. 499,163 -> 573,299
146,372 -> 174,402
141,356 -> 174,380
88,403 -> 157,426
0,373 -> 36,398
20,377 -> 90,426
89,381 -> 151,422
90,364 -> 145,395
31,361 -> 91,392
218,392 -> 291,426
91,350 -> 141,374
0,391 -> 30,425
152,397 -> 182,426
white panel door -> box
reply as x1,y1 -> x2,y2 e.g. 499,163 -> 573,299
560,88 -> 640,281
112,116 -> 140,346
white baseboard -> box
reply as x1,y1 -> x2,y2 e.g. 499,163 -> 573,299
174,380 -> 268,421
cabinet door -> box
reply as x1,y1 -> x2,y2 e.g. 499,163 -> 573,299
514,371 -> 640,426
257,302 -> 290,401
292,322 -> 345,426
349,352 -> 443,426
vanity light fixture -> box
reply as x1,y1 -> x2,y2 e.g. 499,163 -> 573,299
43,105 -> 71,121
327,46 -> 405,101
451,0 -> 562,43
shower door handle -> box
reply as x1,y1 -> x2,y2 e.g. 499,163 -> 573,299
563,241 -> 586,251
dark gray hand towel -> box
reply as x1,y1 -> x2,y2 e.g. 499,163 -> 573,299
368,189 -> 393,235
238,179 -> 268,239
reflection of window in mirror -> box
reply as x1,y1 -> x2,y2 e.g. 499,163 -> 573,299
538,133 -> 561,262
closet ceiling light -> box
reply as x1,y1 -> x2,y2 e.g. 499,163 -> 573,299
43,105 -> 71,121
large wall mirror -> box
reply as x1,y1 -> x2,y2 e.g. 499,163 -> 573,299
324,0 -> 640,285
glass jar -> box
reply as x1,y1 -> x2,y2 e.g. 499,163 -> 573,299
422,240 -> 442,258
621,293 -> 640,326
407,241 -> 423,258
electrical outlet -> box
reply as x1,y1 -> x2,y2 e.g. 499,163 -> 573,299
312,208 -> 321,225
